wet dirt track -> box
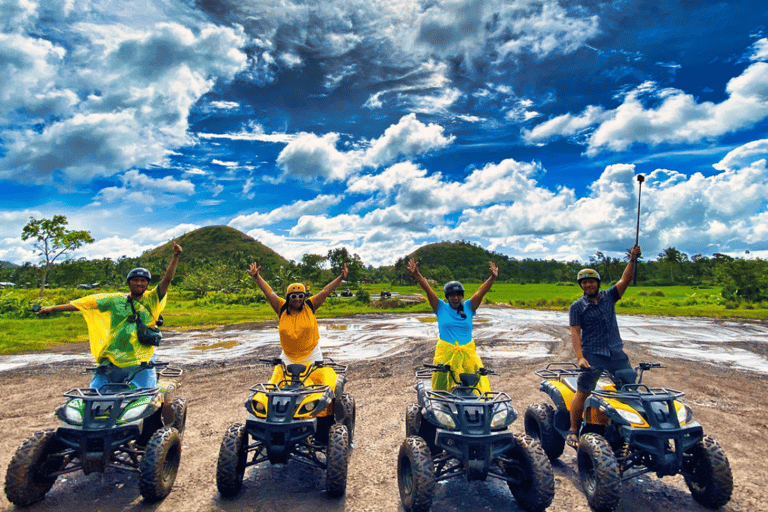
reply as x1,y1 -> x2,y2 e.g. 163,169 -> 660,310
1,308 -> 767,511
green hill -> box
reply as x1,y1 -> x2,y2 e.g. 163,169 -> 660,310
393,241 -> 509,283
140,225 -> 289,279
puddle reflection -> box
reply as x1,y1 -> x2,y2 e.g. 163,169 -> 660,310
2,309 -> 768,374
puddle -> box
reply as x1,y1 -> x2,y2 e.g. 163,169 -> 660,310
2,309 -> 767,374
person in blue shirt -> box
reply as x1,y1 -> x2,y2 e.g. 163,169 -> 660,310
407,258 -> 498,393
567,244 -> 642,448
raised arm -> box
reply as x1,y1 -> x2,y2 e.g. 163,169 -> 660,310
407,258 -> 439,311
470,261 -> 498,312
310,264 -> 348,310
247,263 -> 282,314
616,245 -> 641,298
158,240 -> 182,299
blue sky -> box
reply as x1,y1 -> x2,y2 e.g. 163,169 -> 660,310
2,0 -> 768,268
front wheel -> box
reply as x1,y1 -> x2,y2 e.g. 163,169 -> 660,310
139,427 -> 182,502
341,393 -> 356,445
683,435 -> 733,509
216,423 -> 248,498
397,436 -> 435,512
504,434 -> 555,512
325,423 -> 349,498
171,397 -> 187,437
524,402 -> 565,461
577,433 -> 621,512
4,429 -> 60,507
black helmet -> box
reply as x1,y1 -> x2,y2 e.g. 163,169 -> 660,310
443,280 -> 465,298
127,267 -> 151,282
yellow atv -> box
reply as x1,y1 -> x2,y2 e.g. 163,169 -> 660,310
216,358 -> 354,498
525,362 -> 732,512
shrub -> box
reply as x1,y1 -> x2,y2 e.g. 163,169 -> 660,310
637,290 -> 648,296
650,290 -> 665,297
355,287 -> 370,304
724,301 -> 739,309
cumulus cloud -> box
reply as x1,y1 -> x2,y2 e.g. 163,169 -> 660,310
714,139 -> 768,171
0,9 -> 248,184
228,194 -> 343,230
276,114 -> 453,182
92,170 -> 195,207
523,62 -> 768,155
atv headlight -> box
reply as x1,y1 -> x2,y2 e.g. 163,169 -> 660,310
297,400 -> 321,416
432,408 -> 456,430
490,409 -> 509,429
58,400 -> 84,425
616,408 -> 645,426
676,403 -> 693,426
254,400 -> 266,415
118,396 -> 154,424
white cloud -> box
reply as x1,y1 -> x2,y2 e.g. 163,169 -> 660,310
0,13 -> 248,184
364,114 -> 454,167
198,122 -> 296,143
277,133 -> 358,182
713,139 -> 768,171
750,38 -> 768,62
229,194 -> 342,230
92,170 -> 195,206
523,62 -> 768,156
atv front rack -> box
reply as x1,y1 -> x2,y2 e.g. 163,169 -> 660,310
591,384 -> 685,401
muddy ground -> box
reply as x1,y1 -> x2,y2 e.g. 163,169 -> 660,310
1,316 -> 767,512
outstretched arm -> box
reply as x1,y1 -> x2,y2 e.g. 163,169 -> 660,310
37,304 -> 78,315
470,261 -> 498,312
616,245 -> 641,298
311,264 -> 348,309
158,240 -> 182,299
407,258 -> 439,311
248,263 -> 282,314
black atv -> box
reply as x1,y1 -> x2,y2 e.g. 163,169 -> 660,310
525,362 -> 733,512
4,361 -> 187,506
398,364 -> 555,512
216,357 -> 355,498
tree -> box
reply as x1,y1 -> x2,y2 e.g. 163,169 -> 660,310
21,216 -> 94,296
657,247 -> 688,283
327,247 -> 364,283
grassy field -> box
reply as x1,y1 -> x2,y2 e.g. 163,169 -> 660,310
1,283 -> 766,355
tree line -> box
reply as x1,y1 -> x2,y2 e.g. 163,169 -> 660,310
2,217 -> 766,304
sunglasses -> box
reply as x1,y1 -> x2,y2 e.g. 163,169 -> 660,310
289,293 -> 305,300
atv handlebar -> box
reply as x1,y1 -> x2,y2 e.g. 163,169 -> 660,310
419,363 -> 496,384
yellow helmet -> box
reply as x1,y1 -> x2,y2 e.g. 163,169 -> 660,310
577,268 -> 601,284
286,283 -> 306,295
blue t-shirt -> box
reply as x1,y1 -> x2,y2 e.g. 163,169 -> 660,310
569,285 -> 623,357
435,298 -> 475,345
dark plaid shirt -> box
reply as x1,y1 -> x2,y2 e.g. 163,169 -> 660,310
569,285 -> 623,357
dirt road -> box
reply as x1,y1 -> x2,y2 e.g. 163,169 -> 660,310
1,317 -> 766,512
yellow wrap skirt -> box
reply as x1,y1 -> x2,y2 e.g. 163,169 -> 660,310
432,339 -> 490,394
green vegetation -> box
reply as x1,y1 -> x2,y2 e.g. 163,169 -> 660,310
3,225 -> 767,356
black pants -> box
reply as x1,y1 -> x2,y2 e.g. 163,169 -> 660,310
576,351 -> 636,393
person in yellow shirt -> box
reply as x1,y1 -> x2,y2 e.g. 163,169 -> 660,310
247,262 -> 348,388
37,241 -> 182,390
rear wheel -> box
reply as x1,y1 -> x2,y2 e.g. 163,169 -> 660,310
683,435 -> 733,509
4,429 -> 60,507
397,436 -> 435,512
325,423 -> 349,498
216,423 -> 248,498
139,427 -> 182,502
504,434 -> 555,512
524,403 -> 565,461
577,433 -> 621,512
